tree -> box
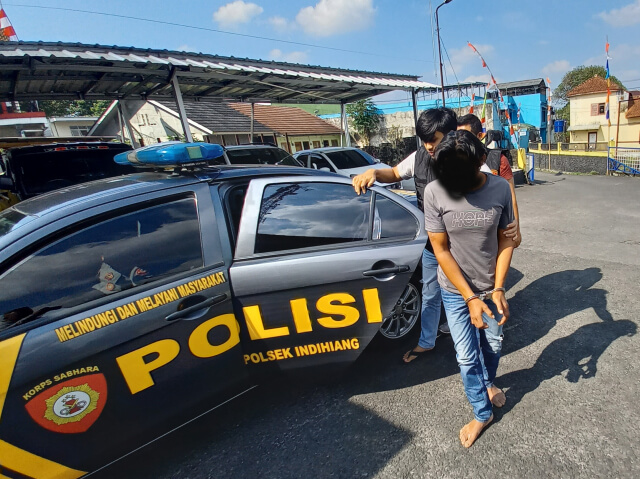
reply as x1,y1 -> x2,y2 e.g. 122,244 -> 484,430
345,99 -> 381,145
554,66 -> 624,106
19,100 -> 112,118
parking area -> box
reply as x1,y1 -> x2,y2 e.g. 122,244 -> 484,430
91,171 -> 640,478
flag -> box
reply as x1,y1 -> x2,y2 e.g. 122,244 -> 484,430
469,93 -> 475,114
605,41 -> 611,126
0,9 -> 18,41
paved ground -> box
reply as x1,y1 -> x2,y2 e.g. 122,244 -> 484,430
92,172 -> 640,479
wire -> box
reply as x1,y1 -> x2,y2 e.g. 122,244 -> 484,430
3,2 -> 435,65
439,38 -> 459,85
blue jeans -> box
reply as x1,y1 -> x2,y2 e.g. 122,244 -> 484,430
441,289 -> 504,422
418,248 -> 442,349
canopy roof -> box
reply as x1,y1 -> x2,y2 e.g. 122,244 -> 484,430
0,41 -> 437,104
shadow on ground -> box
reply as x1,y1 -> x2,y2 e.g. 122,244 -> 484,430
496,318 -> 636,419
91,267 -> 628,478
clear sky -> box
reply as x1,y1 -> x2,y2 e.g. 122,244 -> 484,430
2,0 -> 639,96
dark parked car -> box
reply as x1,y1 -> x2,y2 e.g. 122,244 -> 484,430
0,146 -> 426,477
224,143 -> 302,166
0,142 -> 134,211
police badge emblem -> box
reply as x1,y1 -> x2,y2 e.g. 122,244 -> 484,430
25,373 -> 107,433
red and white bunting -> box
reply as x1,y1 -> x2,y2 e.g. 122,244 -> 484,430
0,9 -> 18,42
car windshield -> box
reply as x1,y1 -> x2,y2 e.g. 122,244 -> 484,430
325,150 -> 375,170
226,147 -> 291,165
14,150 -> 134,197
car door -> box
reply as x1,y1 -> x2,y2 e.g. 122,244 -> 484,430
229,177 -> 427,373
0,184 -> 249,476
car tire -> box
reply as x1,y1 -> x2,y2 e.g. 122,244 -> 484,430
378,275 -> 422,341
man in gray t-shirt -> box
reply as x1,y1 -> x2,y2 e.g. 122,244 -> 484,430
425,130 -> 516,449
423,173 -> 514,294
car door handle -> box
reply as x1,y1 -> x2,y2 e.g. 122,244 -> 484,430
165,294 -> 227,321
362,265 -> 410,277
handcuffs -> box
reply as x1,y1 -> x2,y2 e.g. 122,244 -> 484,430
464,287 -> 506,305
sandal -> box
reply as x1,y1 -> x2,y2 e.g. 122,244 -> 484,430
401,347 -> 434,364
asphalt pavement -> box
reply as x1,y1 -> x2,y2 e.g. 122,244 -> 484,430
92,171 -> 640,479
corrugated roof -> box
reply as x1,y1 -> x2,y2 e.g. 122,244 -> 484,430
496,78 -> 546,90
0,41 -> 438,104
153,100 -> 273,134
567,76 -> 622,97
229,103 -> 341,135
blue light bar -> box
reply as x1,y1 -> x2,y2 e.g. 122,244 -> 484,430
114,142 -> 225,168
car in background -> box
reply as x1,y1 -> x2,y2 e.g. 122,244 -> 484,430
0,142 -> 426,476
224,144 -> 303,167
293,147 -> 400,188
0,141 -> 134,211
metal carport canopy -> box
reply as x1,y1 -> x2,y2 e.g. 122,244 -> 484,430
0,41 -> 437,104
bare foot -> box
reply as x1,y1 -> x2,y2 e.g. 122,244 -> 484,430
402,346 -> 433,363
487,386 -> 506,407
459,415 -> 493,448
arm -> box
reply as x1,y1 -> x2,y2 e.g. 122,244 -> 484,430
492,231 -> 516,325
352,167 -> 402,194
506,178 -> 521,247
428,231 -> 494,330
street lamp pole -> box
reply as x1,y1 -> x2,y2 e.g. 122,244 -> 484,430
435,0 -> 452,107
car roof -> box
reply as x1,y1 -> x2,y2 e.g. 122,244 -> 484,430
294,147 -> 361,155
224,144 -> 282,150
6,142 -> 131,156
6,165 -> 334,219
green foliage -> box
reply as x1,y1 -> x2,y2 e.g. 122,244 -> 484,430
37,100 -> 111,118
345,99 -> 381,145
554,66 -> 624,105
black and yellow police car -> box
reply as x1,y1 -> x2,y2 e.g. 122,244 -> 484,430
0,142 -> 426,478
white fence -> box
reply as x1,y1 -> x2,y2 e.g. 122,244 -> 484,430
609,147 -> 640,175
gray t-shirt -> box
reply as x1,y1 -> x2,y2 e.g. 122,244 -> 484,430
423,173 -> 514,294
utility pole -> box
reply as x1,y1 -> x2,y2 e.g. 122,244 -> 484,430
435,0 -> 453,107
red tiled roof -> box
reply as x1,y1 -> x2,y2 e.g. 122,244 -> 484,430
229,104 -> 341,136
567,75 -> 622,97
626,93 -> 640,119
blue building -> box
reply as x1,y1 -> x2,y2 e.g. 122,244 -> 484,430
323,78 -> 549,148
494,78 -> 549,145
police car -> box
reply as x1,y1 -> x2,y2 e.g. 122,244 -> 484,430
0,142 -> 426,478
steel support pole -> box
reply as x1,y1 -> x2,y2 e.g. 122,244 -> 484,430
250,102 -> 255,143
171,75 -> 193,142
411,89 -> 421,152
341,103 -> 351,147
340,103 -> 345,147
117,101 -> 139,148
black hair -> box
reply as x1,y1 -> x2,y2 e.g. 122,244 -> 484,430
457,114 -> 483,136
416,107 -> 457,143
433,130 -> 487,198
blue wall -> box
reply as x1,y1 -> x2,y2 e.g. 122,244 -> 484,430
321,90 -> 548,145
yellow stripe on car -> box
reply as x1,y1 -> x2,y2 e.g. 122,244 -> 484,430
0,334 -> 87,479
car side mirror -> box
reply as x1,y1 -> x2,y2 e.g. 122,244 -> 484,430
0,176 -> 14,191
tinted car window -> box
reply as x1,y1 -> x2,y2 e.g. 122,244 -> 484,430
14,150 -> 134,197
325,150 -> 375,169
309,155 -> 333,171
0,197 -> 202,331
255,183 -> 370,253
372,194 -> 419,240
226,147 -> 290,165
277,156 -> 304,167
